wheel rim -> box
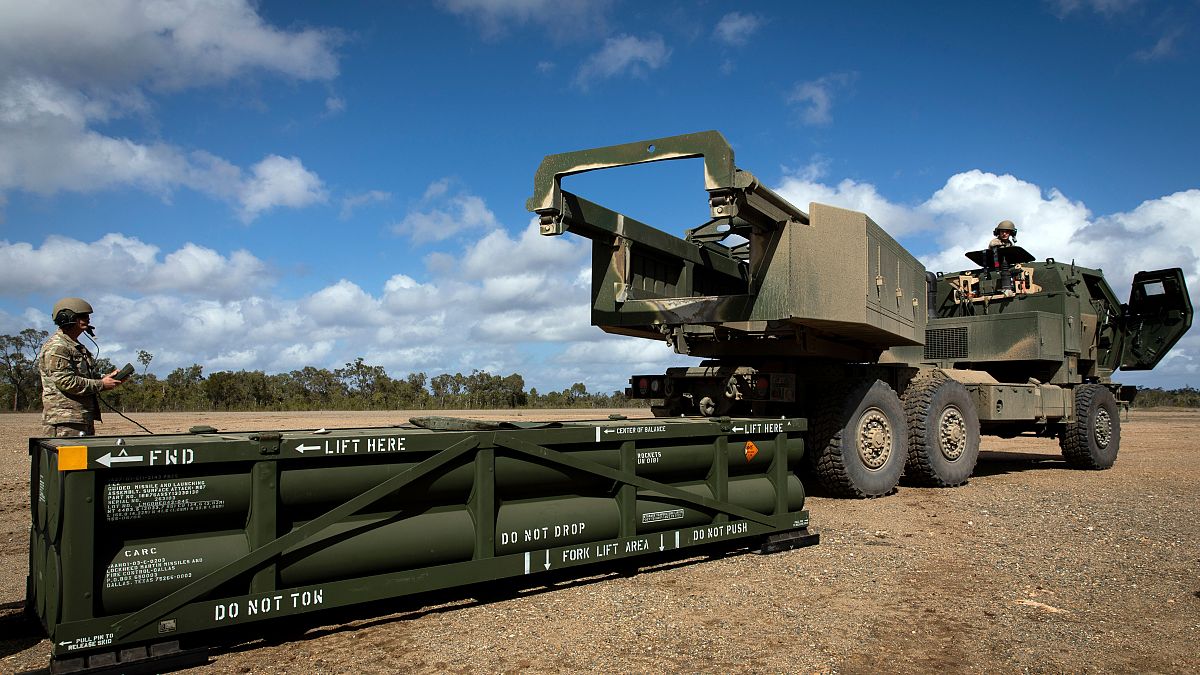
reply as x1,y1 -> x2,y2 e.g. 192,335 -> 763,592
1094,408 -> 1112,448
856,407 -> 893,470
938,405 -> 968,461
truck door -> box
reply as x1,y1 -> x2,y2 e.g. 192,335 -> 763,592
1120,268 -> 1193,370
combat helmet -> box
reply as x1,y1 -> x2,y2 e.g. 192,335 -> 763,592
52,297 -> 93,327
994,220 -> 1018,237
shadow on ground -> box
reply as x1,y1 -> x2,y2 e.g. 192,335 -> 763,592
971,450 -> 1067,477
0,600 -> 42,659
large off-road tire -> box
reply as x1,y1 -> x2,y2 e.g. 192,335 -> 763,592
808,379 -> 907,498
1060,384 -> 1120,469
903,373 -> 980,487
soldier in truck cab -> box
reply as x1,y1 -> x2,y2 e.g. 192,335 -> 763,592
984,221 -> 1019,296
989,220 -> 1017,249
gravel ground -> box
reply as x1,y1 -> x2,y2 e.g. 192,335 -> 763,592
1,408 -> 1197,674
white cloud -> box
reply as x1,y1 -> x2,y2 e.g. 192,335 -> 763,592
274,221 -> 594,374
1073,189 -> 1200,293
0,0 -> 337,220
544,337 -> 694,394
275,340 -> 337,371
340,190 -> 392,220
556,337 -> 688,372
775,161 -> 935,237
787,72 -> 856,126
470,305 -> 594,342
301,280 -> 383,327
445,220 -> 587,279
324,96 -> 346,115
207,348 -> 259,372
1133,27 -> 1183,62
574,34 -> 671,91
713,12 -> 763,46
74,220 -> 605,386
11,173 -> 1195,393
381,274 -> 442,313
426,221 -> 594,340
0,0 -> 339,90
774,165 -> 1200,333
362,345 -> 446,372
392,180 -> 501,243
776,168 -> 1200,388
236,155 -> 328,222
919,170 -> 1094,272
436,0 -> 613,39
98,294 -> 271,357
0,234 -> 270,298
1049,0 -> 1140,18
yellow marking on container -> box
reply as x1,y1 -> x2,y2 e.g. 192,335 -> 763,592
57,445 -> 89,471
744,440 -> 759,462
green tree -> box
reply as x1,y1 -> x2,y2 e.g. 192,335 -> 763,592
288,366 -> 346,410
335,357 -> 393,409
137,350 -> 154,375
0,329 -> 49,411
430,372 -> 464,408
165,364 -> 206,410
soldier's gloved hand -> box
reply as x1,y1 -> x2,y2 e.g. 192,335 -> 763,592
100,369 -> 124,390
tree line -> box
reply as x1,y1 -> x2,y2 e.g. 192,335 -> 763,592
6,328 -> 1200,413
1126,386 -> 1200,409
0,329 -> 640,413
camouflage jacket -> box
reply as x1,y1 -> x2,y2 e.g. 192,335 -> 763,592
38,329 -> 102,425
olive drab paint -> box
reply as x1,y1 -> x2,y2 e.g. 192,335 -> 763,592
528,131 -> 1191,496
27,129 -> 1192,670
528,131 -> 927,363
27,416 -> 816,668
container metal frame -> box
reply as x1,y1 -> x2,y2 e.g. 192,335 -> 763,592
27,416 -> 816,671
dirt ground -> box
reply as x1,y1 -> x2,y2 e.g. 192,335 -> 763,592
1,408 -> 1197,674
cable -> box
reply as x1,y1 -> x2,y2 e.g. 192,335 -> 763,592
83,330 -> 101,364
84,331 -> 153,434
99,394 -> 154,434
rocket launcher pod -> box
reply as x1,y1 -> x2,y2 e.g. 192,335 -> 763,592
26,416 -> 816,671
528,130 -> 927,362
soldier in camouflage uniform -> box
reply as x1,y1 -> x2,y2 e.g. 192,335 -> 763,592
37,298 -> 124,437
986,221 -> 1019,297
989,220 -> 1017,248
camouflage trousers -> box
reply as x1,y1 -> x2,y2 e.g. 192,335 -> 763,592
41,422 -> 95,438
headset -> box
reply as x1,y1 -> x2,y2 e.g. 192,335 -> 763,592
53,308 -> 79,327
54,308 -> 95,336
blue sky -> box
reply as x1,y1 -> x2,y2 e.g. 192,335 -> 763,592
2,0 -> 1198,393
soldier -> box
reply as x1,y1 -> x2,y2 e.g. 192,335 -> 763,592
37,297 -> 124,437
989,220 -> 1017,248
986,221 -> 1019,297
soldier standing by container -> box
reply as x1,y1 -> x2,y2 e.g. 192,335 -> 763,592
37,297 -> 124,437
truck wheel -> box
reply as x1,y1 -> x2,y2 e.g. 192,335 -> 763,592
1060,384 -> 1120,469
809,380 -> 907,498
903,374 -> 980,487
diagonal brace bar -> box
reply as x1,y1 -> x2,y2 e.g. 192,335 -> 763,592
113,434 -> 482,639
495,433 -> 778,527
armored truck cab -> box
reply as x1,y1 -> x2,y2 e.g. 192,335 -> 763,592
885,255 -> 1191,438
530,131 -> 1193,498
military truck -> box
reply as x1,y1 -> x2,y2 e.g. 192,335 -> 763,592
527,131 -> 1193,497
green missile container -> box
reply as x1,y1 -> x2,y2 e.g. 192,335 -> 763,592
27,416 -> 817,672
